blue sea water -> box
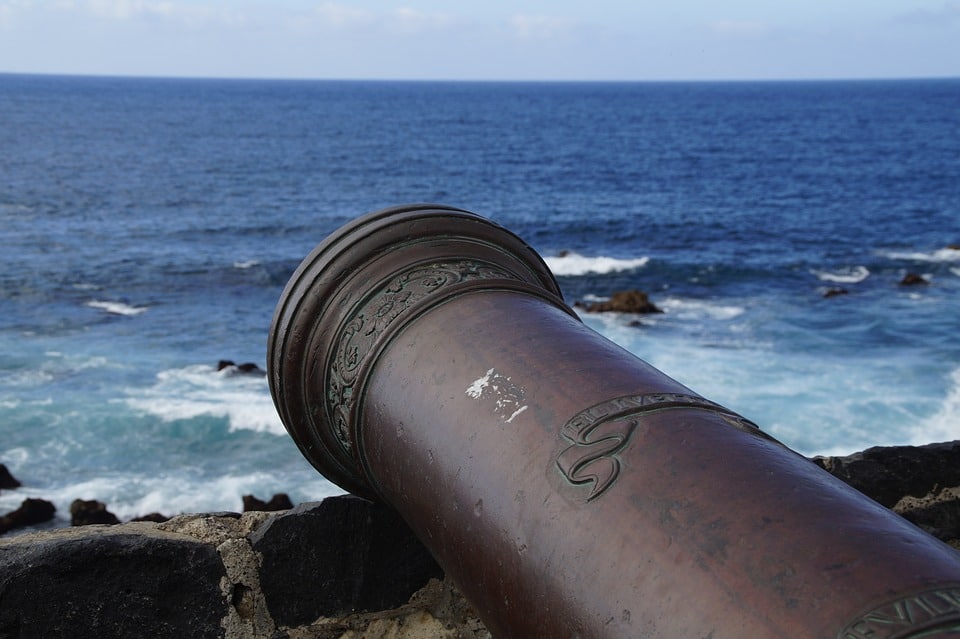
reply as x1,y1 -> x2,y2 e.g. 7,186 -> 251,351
1,74 -> 959,527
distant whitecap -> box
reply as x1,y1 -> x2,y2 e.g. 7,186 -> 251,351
233,259 -> 261,269
881,248 -> 960,263
86,300 -> 148,316
810,265 -> 870,284
543,252 -> 650,276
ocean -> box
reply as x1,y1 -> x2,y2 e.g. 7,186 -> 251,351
1,74 -> 958,527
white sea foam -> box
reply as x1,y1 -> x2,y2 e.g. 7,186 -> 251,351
124,364 -> 285,435
87,300 -> 148,316
233,259 -> 261,269
911,368 -> 960,446
951,267 -> 960,278
881,248 -> 960,263
658,297 -> 745,321
543,252 -> 650,276
810,265 -> 870,284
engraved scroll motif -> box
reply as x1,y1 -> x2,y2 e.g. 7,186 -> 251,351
557,393 -> 767,502
838,586 -> 960,639
327,260 -> 514,451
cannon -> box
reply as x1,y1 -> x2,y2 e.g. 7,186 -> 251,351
268,204 -> 960,639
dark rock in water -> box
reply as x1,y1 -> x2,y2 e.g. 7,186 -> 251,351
250,496 -> 444,627
0,498 -> 56,535
823,287 -> 849,298
70,499 -> 120,526
577,289 -> 663,314
130,512 -> 170,523
0,525 -> 228,637
217,359 -> 266,375
947,244 -> 960,251
900,272 -> 929,286
0,464 -> 20,490
242,493 -> 294,512
236,362 -> 265,375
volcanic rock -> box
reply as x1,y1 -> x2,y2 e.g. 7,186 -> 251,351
578,289 -> 663,314
242,493 -> 294,512
0,464 -> 20,490
0,498 -> 56,535
900,272 -> 929,286
70,499 -> 120,526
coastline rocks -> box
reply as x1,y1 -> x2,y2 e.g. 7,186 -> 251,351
250,497 -> 444,627
70,499 -> 121,526
0,498 -> 56,535
0,496 -> 482,639
576,289 -> 663,314
0,465 -> 20,490
2,444 -> 959,638
217,360 -> 267,376
0,523 -> 227,638
900,272 -> 929,286
243,493 -> 294,512
823,287 -> 849,298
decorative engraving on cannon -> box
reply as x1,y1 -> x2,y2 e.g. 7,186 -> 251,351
328,259 -> 515,451
556,392 -> 771,502
838,586 -> 960,639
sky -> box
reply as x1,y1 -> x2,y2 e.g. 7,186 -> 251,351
0,0 -> 958,81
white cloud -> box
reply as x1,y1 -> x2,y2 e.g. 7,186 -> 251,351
708,19 -> 769,37
75,0 -> 244,28
313,2 -> 374,29
508,14 -> 573,41
390,6 -> 454,35
896,1 -> 960,26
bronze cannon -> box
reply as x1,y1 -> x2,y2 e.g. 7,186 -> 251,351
268,204 -> 960,639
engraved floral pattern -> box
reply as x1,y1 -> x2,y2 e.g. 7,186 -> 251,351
326,259 -> 514,451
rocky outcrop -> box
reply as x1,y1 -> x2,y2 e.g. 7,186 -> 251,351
0,496 -> 487,639
0,464 -> 20,490
576,289 -> 663,314
2,443 -> 959,638
0,498 -> 56,535
900,272 -> 929,286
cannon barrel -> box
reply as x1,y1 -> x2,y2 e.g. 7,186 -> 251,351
268,204 -> 960,639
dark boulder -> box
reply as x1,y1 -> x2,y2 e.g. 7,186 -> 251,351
249,496 -> 444,627
242,493 -> 293,512
217,360 -> 266,376
130,512 -> 170,523
577,289 -> 663,314
823,287 -> 849,298
0,498 -> 56,535
900,272 -> 929,286
0,525 -> 228,638
70,499 -> 120,526
0,465 -> 20,490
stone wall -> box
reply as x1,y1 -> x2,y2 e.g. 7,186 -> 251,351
2,441 -> 959,639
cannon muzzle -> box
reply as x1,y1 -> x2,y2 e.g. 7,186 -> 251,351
268,204 -> 960,639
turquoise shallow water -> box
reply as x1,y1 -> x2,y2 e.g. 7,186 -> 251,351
1,75 -> 959,524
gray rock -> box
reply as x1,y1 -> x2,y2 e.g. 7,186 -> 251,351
0,524 -> 228,638
250,495 -> 443,627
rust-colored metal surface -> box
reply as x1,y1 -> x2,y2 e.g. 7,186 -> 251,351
268,204 -> 960,639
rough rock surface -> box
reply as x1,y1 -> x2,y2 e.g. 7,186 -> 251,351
0,523 -> 227,638
576,289 -> 663,314
2,444 -> 959,638
0,496 -> 485,639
